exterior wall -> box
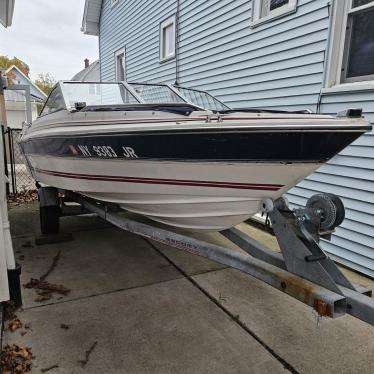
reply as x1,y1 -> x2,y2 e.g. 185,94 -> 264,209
99,0 -> 374,277
5,102 -> 38,128
290,96 -> 374,277
100,0 -> 177,82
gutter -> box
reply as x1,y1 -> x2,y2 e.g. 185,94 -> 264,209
175,0 -> 181,85
0,0 -> 15,27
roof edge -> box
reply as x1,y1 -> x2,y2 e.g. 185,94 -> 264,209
0,0 -> 15,27
81,0 -> 102,36
6,65 -> 48,99
71,60 -> 100,81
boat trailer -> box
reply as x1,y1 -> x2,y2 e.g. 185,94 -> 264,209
38,187 -> 374,326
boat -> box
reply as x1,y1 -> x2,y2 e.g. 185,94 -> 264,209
19,81 -> 371,231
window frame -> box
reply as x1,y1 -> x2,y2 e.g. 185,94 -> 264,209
323,0 -> 374,93
115,47 -> 126,81
251,0 -> 298,28
159,15 -> 176,62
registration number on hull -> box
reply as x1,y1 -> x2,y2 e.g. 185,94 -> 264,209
70,145 -> 138,159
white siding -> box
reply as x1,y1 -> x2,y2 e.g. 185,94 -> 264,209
99,0 -> 374,277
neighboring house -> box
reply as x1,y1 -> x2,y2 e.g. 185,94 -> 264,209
3,65 -> 47,128
82,0 -> 374,277
72,58 -> 100,81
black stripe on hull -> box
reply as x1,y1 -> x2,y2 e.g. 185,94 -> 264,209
20,130 -> 364,162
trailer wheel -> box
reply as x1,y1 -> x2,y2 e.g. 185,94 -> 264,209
40,205 -> 60,235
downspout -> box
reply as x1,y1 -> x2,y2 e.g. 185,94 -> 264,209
175,0 -> 181,85
317,0 -> 335,113
98,0 -> 104,82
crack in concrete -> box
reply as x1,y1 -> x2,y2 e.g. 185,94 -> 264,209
21,268 -> 225,312
144,238 -> 300,374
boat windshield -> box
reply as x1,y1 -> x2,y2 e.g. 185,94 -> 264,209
129,83 -> 185,104
61,82 -> 140,110
128,82 -> 231,112
175,86 -> 230,112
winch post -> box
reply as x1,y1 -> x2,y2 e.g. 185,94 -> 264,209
261,197 -> 357,294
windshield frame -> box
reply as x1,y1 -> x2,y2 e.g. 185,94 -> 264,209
128,81 -> 230,112
38,82 -> 68,117
38,81 -> 229,117
127,81 -> 198,107
174,85 -> 231,112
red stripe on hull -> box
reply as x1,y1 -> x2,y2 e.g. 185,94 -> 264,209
35,168 -> 284,191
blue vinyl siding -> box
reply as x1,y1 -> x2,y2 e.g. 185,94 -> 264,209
287,103 -> 374,278
99,0 -> 374,277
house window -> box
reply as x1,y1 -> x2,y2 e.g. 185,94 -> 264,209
115,48 -> 126,81
160,15 -> 176,61
341,0 -> 374,83
324,0 -> 374,90
252,0 -> 298,26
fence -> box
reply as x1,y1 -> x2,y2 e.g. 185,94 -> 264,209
2,126 -> 35,193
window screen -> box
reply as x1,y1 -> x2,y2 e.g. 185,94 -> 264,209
342,3 -> 374,82
160,16 -> 175,60
353,0 -> 373,7
163,24 -> 175,58
261,0 -> 289,17
116,52 -> 125,81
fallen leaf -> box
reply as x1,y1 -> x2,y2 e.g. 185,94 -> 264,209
14,347 -> 31,359
8,318 -> 23,332
7,190 -> 38,205
1,344 -> 34,373
25,278 -> 70,303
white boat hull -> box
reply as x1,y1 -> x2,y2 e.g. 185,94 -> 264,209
27,154 -> 321,230
20,98 -> 370,231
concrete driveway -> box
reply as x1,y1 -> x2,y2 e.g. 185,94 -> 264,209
3,202 -> 374,373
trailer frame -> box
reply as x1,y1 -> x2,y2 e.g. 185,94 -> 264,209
37,187 -> 374,326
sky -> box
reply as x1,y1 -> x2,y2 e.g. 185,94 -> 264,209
0,0 -> 99,81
